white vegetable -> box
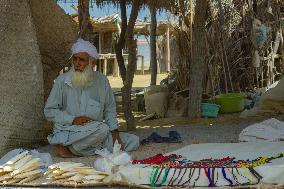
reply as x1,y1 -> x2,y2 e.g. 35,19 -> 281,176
82,180 -> 102,184
49,162 -> 84,171
0,174 -> 12,182
83,174 -> 106,181
3,165 -> 13,172
3,178 -> 22,184
68,174 -> 84,182
5,151 -> 29,165
12,158 -> 41,175
14,155 -> 32,170
18,173 -> 42,184
75,167 -> 108,175
14,169 -> 43,179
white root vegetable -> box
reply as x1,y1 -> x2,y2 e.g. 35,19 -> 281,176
18,173 -> 42,184
3,165 -> 13,172
5,151 -> 29,165
82,180 -> 102,184
68,174 -> 84,182
12,158 -> 41,175
2,178 -> 22,184
83,174 -> 106,181
14,169 -> 42,179
0,174 -> 12,182
75,167 -> 108,175
14,155 -> 32,170
49,162 -> 84,171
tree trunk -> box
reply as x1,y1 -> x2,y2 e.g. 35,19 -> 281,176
78,0 -> 93,40
217,0 -> 233,92
121,0 -> 141,130
150,5 -> 157,86
115,0 -> 127,82
188,0 -> 208,119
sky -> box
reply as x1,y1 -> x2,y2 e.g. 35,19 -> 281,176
57,0 -> 168,22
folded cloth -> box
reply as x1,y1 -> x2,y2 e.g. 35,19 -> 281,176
140,132 -> 162,145
140,131 -> 182,145
169,131 -> 182,143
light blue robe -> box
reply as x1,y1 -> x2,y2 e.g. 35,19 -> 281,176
44,70 -> 139,155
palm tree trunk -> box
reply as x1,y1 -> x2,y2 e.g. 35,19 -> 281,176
121,0 -> 141,130
150,5 -> 157,86
188,0 -> 208,118
78,0 -> 93,40
115,0 -> 127,82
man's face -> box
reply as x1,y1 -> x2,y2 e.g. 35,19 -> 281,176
72,52 -> 90,72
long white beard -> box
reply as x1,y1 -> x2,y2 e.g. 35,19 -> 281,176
71,63 -> 93,89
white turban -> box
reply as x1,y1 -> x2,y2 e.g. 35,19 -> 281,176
71,38 -> 99,59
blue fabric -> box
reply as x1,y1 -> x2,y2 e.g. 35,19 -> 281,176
141,131 -> 182,145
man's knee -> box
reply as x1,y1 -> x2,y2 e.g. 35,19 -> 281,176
96,123 -> 110,138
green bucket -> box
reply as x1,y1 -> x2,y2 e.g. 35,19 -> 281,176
215,93 -> 244,113
201,103 -> 220,118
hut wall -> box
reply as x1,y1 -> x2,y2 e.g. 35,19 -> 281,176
0,0 -> 45,155
29,0 -> 78,101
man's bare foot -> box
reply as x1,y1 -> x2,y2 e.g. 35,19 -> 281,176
54,144 -> 74,158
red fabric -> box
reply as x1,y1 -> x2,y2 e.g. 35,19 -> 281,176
132,154 -> 182,165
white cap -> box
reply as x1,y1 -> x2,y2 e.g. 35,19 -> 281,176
71,38 -> 99,59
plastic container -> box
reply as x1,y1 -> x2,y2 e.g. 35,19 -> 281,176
215,93 -> 244,113
201,103 -> 220,118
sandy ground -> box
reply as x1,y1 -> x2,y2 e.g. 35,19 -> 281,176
38,73 -> 284,166
39,114 -> 284,163
108,73 -> 168,91
34,74 -> 284,188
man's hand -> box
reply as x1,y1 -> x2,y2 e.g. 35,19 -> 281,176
72,116 -> 94,126
111,130 -> 125,151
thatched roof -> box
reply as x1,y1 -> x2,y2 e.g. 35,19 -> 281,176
71,13 -> 120,32
71,13 -> 172,35
96,0 -> 175,10
134,20 -> 170,36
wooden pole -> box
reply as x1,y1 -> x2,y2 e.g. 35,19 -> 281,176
217,0 -> 233,92
99,33 -> 102,53
113,58 -> 119,77
103,58 -> 107,75
261,65 -> 264,88
255,67 -> 259,89
99,60 -> 101,72
157,41 -> 160,74
190,0 -> 193,59
141,55 -> 144,75
166,26 -> 171,72
219,39 -> 228,93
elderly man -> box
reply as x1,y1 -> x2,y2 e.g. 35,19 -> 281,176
44,38 -> 139,157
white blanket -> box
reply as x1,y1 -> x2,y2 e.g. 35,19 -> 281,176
119,142 -> 284,187
239,118 -> 284,142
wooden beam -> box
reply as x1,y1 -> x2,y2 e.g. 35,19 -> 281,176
99,33 -> 102,53
113,58 -> 119,77
141,55 -> 145,75
190,0 -> 193,60
166,26 -> 170,72
103,58 -> 107,75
